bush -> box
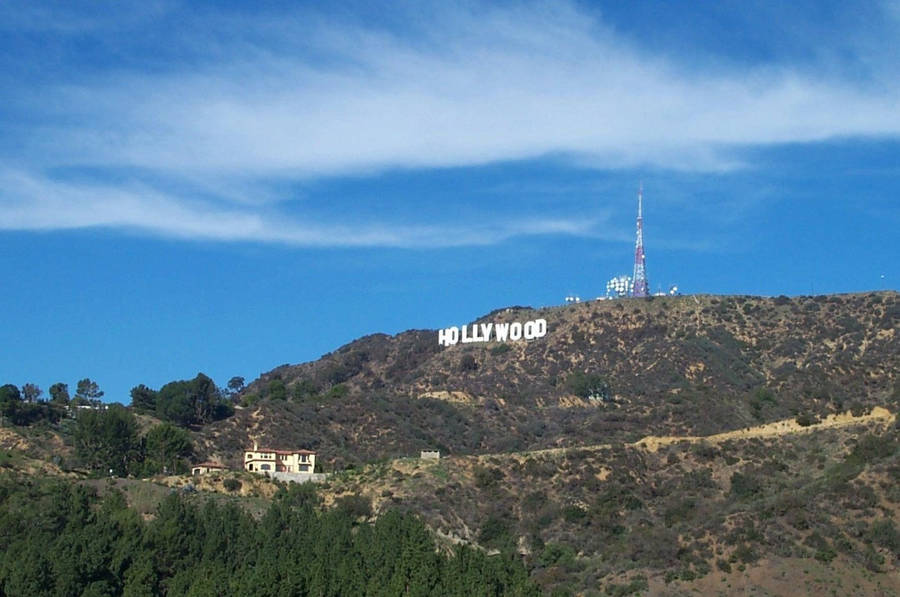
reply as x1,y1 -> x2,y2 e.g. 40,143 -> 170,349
324,384 -> 349,400
562,505 -> 587,524
223,478 -> 242,492
851,433 -> 896,463
459,354 -> 478,372
334,494 -> 372,519
565,372 -> 610,401
477,515 -> 512,549
490,344 -> 512,356
733,543 -> 758,564
267,379 -> 287,401
474,465 -> 504,489
868,519 -> 900,553
729,472 -> 762,499
795,413 -> 818,427
538,543 -> 577,568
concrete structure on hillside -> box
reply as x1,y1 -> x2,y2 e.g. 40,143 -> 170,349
244,441 -> 316,475
420,450 -> 440,460
191,462 -> 227,475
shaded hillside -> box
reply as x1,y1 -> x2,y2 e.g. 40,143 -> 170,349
317,408 -> 900,596
197,292 -> 899,469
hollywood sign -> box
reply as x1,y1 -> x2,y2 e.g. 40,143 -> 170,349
438,318 -> 547,347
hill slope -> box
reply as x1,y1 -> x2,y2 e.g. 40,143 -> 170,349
198,292 -> 899,469
314,407 -> 899,595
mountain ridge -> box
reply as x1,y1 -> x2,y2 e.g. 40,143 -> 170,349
197,291 -> 898,471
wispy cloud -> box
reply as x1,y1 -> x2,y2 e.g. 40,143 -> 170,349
0,168 -> 600,247
1,1 -> 899,246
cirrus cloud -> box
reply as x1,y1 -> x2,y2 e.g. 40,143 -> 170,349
1,1 -> 899,246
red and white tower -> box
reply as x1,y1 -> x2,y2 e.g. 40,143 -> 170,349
631,184 -> 649,297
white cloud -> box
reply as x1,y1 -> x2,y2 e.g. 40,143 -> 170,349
2,1 -> 899,246
0,168 -> 600,247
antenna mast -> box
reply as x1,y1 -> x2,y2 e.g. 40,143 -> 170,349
631,184 -> 649,297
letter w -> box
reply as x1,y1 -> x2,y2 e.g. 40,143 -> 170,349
495,323 -> 509,342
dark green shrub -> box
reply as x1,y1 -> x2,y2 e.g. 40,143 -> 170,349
565,371 -> 610,401
490,344 -> 512,356
729,472 -> 762,499
334,494 -> 372,519
795,413 -> 818,427
477,515 -> 512,549
324,384 -> 349,400
562,505 -> 587,524
868,519 -> 900,553
459,354 -> 478,372
474,465 -> 504,489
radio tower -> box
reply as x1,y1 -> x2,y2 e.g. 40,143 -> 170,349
631,184 -> 649,297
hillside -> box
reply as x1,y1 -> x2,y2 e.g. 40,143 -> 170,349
1,291 -> 897,595
316,407 -> 899,595
197,292 -> 899,470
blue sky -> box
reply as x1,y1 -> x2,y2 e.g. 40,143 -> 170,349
1,1 -> 898,403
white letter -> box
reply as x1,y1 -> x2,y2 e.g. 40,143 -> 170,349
438,328 -> 449,346
495,322 -> 510,342
524,320 -> 536,340
480,323 -> 493,342
510,322 -> 522,340
461,325 -> 472,343
535,318 -> 547,338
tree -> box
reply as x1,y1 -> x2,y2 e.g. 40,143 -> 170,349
75,378 -> 104,405
0,384 -> 22,425
566,371 -> 611,401
130,384 -> 158,413
267,379 -> 287,401
21,383 -> 42,403
143,423 -> 193,475
49,383 -> 70,405
0,383 -> 22,403
74,405 -> 140,475
155,373 -> 231,427
227,376 -> 245,397
0,384 -> 63,426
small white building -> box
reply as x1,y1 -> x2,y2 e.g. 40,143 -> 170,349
244,441 -> 316,475
191,462 -> 227,475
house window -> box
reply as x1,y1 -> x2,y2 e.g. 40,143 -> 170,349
248,464 -> 253,471
261,464 -> 271,471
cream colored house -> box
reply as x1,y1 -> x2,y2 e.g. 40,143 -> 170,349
244,441 -> 316,475
191,462 -> 227,475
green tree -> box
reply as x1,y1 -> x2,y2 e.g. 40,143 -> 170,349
566,371 -> 611,401
49,382 -> 70,405
155,373 -> 231,427
267,378 -> 287,401
143,423 -> 193,475
1,383 -> 63,426
0,383 -> 22,424
74,405 -> 140,475
21,383 -> 42,403
75,378 -> 104,405
129,384 -> 158,413
0,383 -> 22,403
227,376 -> 245,396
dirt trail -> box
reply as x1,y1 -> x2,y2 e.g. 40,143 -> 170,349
635,406 -> 894,453
511,407 -> 894,460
